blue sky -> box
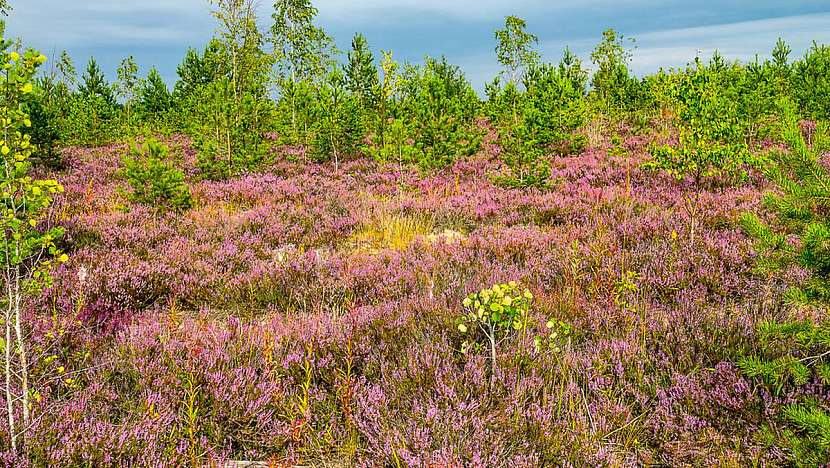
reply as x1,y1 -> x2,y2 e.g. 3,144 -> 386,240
7,1 -> 830,92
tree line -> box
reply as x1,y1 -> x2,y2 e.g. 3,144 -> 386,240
17,1 -> 830,188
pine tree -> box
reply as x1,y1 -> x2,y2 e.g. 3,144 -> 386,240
344,33 -> 378,112
590,29 -> 637,113
79,57 -> 115,106
740,103 -> 830,302
740,121 -> 830,460
173,42 -> 225,101
792,42 -> 830,120
312,69 -> 363,170
137,67 -> 172,116
737,320 -> 830,466
57,50 -> 77,90
772,37 -> 792,69
558,47 -> 588,96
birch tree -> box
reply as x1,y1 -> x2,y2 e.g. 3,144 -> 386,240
0,30 -> 66,453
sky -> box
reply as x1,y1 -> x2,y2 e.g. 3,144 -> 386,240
5,1 -> 830,92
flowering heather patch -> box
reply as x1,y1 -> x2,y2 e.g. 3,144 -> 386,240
2,132 -> 822,466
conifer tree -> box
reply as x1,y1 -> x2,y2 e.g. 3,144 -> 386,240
772,37 -> 792,69
590,29 -> 637,112
737,318 -> 830,465
344,33 -> 378,112
79,57 -> 115,106
137,67 -> 172,116
741,104 -> 830,302
312,69 -> 362,170
57,51 -> 76,90
173,42 -> 225,101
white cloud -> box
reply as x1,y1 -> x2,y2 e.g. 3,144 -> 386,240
7,0 -> 211,46
630,12 -> 830,73
311,0 -> 665,23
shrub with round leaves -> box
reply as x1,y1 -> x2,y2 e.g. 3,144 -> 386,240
534,319 -> 572,354
457,281 -> 533,355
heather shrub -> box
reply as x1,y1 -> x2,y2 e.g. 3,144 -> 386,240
122,139 -> 192,212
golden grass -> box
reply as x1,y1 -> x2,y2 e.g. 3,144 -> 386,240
350,211 -> 436,252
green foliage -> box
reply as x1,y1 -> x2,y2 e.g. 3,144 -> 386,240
534,318 -> 573,354
365,51 -> 410,164
0,43 -> 66,282
494,16 -> 539,85
521,62 -> 588,150
116,55 -> 140,120
558,47 -> 589,96
273,78 -> 317,146
173,42 -> 225,103
457,282 -> 534,380
271,0 -> 334,84
365,118 -> 419,166
396,56 -> 482,170
123,139 -> 192,212
644,58 -> 754,186
79,57 -> 115,107
344,33 -> 378,113
0,34 -> 68,453
792,42 -> 830,120
772,37 -> 792,69
136,67 -> 172,119
590,29 -> 639,113
740,105 -> 830,302
183,0 -> 274,179
26,85 -> 62,167
25,50 -> 78,164
738,320 -> 830,466
64,93 -> 120,146
57,50 -> 76,90
492,56 -> 588,189
311,70 -> 364,167
271,0 -> 335,145
190,78 -> 272,180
